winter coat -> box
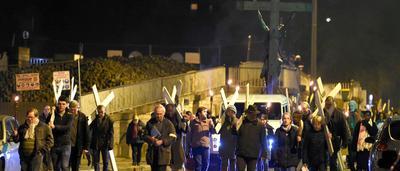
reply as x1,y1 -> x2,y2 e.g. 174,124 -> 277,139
166,113 -> 186,167
324,108 -> 350,151
14,121 -> 54,157
273,125 -> 300,168
126,120 -> 146,144
89,115 -> 114,150
144,118 -> 176,165
52,112 -> 73,146
235,117 -> 267,159
302,127 -> 327,167
71,111 -> 90,157
218,116 -> 238,158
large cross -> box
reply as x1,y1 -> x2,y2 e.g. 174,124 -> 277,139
237,0 -> 313,81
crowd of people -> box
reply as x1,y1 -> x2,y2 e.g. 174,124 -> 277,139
13,95 -> 383,171
13,96 -> 113,171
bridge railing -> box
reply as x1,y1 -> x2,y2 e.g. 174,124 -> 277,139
79,66 -> 226,115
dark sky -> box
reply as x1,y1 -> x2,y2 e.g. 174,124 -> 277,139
1,0 -> 400,107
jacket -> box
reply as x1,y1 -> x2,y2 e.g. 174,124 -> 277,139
52,111 -> 73,146
144,118 -> 176,165
273,125 -> 300,168
235,117 -> 267,159
187,118 -> 213,148
126,120 -> 146,144
218,115 -> 237,157
89,114 -> 114,150
71,111 -> 90,156
302,127 -> 327,166
324,108 -> 350,151
14,121 -> 54,157
166,113 -> 186,167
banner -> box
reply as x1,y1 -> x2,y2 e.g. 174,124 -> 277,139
53,71 -> 70,90
16,73 -> 40,91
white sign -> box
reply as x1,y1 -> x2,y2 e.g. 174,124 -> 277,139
53,71 -> 70,90
16,73 -> 40,91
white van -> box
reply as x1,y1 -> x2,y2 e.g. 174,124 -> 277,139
222,94 -> 289,131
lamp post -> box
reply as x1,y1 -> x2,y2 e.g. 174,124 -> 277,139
246,35 -> 252,61
78,43 -> 83,105
13,94 -> 20,118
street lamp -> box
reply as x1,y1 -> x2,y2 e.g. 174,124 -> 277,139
246,34 -> 252,61
12,94 -> 20,118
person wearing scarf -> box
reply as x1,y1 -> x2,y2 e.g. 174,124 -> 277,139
126,113 -> 146,166
273,112 -> 300,171
13,108 -> 54,171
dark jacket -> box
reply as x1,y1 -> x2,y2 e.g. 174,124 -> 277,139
14,121 -> 54,157
39,113 -> 51,124
218,116 -> 238,158
52,111 -> 73,146
166,113 -> 186,167
89,114 -> 114,150
144,118 -> 176,165
324,108 -> 350,151
351,120 -> 378,151
273,125 -> 300,168
71,111 -> 90,156
302,127 -> 327,167
126,120 -> 146,144
235,117 -> 267,159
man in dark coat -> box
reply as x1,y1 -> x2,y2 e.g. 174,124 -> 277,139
126,114 -> 146,165
165,104 -> 186,170
144,104 -> 177,171
89,105 -> 114,171
218,105 -> 238,171
234,105 -> 267,171
323,96 -> 350,170
69,100 -> 90,171
39,105 -> 51,124
49,96 -> 73,171
273,112 -> 300,170
13,108 -> 54,171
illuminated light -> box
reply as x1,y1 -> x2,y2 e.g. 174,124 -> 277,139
235,86 -> 240,91
295,55 -> 301,60
14,95 -> 20,102
326,17 -> 332,23
209,90 -> 214,96
227,79 -> 233,85
268,139 -> 274,151
297,105 -> 302,112
344,111 -> 349,117
313,86 -> 317,91
309,81 -> 314,86
267,102 -> 272,108
368,94 -> 373,104
248,35 -> 252,39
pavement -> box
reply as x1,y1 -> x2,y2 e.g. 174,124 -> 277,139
79,155 -> 151,171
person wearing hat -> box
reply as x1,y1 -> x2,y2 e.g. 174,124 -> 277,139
69,100 -> 90,171
126,113 -> 146,166
218,105 -> 238,171
234,105 -> 267,171
351,110 -> 378,170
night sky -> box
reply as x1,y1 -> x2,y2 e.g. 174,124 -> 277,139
1,0 -> 400,107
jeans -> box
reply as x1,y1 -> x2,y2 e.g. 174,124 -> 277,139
51,145 -> 71,171
20,153 -> 43,171
192,147 -> 210,171
236,156 -> 257,171
93,148 -> 109,171
220,155 -> 236,171
131,143 -> 143,164
70,147 -> 83,171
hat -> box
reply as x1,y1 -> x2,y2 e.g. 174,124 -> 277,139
226,105 -> 237,114
245,105 -> 258,114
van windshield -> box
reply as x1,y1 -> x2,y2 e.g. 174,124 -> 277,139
231,102 -> 282,120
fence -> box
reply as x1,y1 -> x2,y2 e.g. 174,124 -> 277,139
79,66 -> 226,115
